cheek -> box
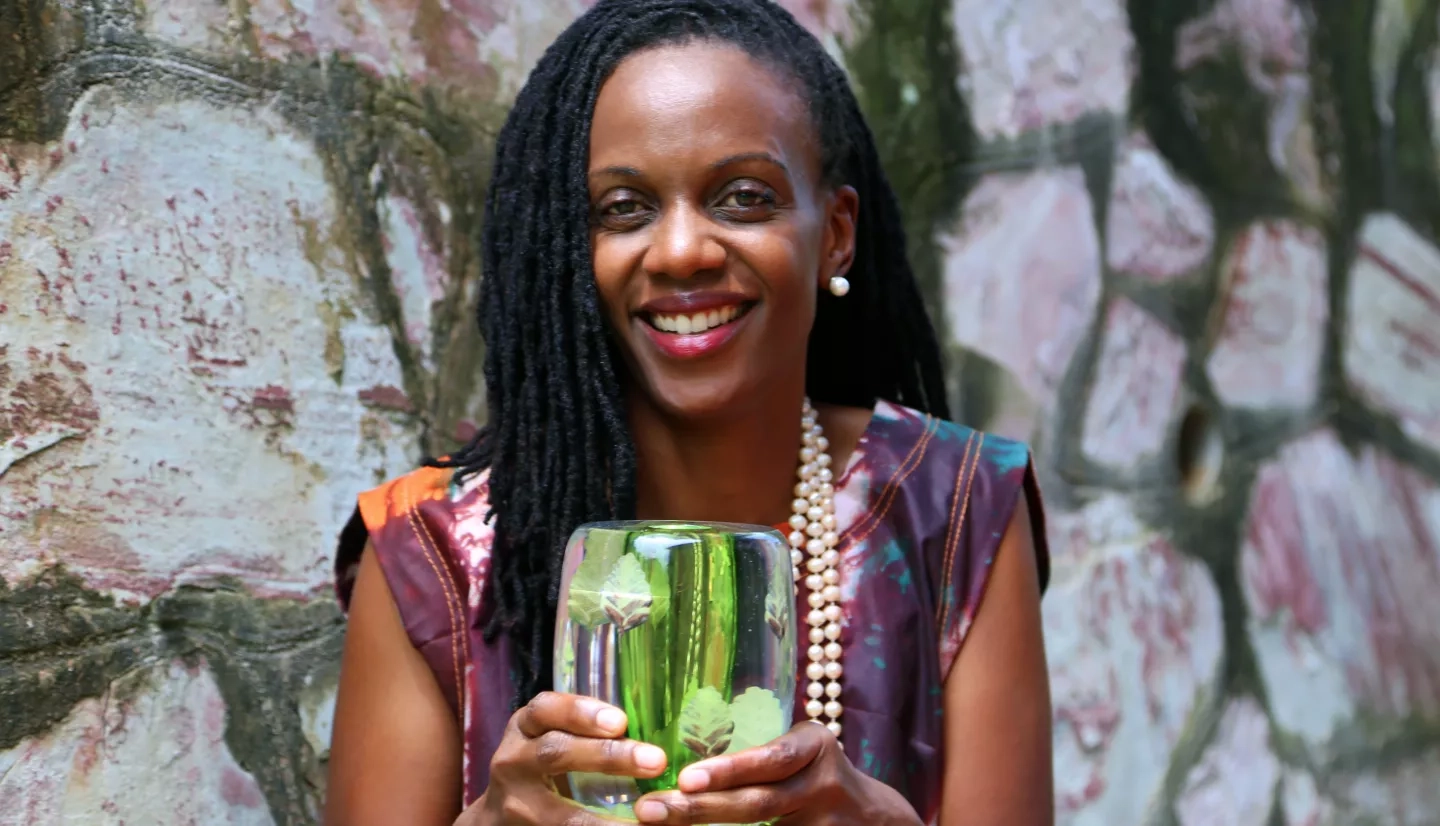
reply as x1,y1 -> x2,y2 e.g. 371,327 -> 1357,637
590,235 -> 637,317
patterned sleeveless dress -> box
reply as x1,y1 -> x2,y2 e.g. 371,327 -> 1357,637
334,401 -> 1049,824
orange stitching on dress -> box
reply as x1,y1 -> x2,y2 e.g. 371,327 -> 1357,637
936,431 -> 979,624
844,415 -> 941,549
402,476 -> 466,714
937,433 -> 984,635
840,415 -> 936,544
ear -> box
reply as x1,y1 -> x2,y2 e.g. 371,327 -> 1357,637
819,185 -> 859,288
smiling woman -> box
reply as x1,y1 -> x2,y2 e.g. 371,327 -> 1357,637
324,2 -> 1053,826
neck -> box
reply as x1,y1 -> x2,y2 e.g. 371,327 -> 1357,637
629,387 -> 805,528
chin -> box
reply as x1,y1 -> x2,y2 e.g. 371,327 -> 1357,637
631,369 -> 759,423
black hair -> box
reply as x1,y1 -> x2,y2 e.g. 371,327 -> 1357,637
433,0 -> 950,707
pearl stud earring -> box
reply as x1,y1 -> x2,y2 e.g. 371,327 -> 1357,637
827,275 -> 850,297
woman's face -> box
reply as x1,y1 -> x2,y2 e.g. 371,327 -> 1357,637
587,42 -> 857,421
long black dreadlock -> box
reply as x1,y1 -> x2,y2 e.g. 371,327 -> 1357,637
432,0 -> 951,708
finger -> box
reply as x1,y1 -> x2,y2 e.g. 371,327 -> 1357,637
515,691 -> 628,739
676,722 -> 828,793
634,783 -> 799,825
495,791 -> 630,826
526,730 -> 669,778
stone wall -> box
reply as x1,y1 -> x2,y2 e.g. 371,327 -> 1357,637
1,0 -> 1436,824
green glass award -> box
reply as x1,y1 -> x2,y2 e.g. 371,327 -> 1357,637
553,522 -> 798,820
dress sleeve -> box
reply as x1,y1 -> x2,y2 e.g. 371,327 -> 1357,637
331,468 -> 470,717
935,432 -> 1049,682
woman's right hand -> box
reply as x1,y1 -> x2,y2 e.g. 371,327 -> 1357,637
458,691 -> 669,825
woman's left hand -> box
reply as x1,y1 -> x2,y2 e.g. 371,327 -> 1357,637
631,722 -> 923,825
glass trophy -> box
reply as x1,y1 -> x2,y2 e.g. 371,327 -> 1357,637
553,521 -> 797,820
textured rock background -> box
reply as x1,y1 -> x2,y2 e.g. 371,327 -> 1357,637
1,0 -> 1437,823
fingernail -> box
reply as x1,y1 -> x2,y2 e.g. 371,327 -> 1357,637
634,800 -> 667,822
678,767 -> 710,791
596,707 -> 626,732
634,744 -> 666,770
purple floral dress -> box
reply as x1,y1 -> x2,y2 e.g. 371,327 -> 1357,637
335,401 -> 1049,824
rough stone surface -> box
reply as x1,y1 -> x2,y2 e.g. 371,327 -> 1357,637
1081,298 -> 1187,471
1205,221 -> 1329,411
0,87 -> 420,602
1043,496 -> 1226,826
1175,0 -> 1326,207
1175,698 -> 1281,826
246,0 -> 593,97
1106,133 -> 1215,283
950,0 -> 1134,140
6,0 -> 1440,823
1344,213 -> 1440,454
1242,430 -> 1440,752
0,660 -> 273,825
940,168 -> 1103,431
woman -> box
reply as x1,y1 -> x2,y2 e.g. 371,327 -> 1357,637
325,1 -> 1052,824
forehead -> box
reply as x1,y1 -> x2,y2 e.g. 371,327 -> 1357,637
588,42 -> 819,175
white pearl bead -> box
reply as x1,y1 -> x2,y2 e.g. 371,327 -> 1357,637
806,521 -> 825,538
807,662 -> 825,681
807,609 -> 826,627
809,626 -> 825,645
807,682 -> 825,699
806,574 -> 824,591
795,481 -> 812,498
807,491 -> 824,506
821,549 -> 839,567
824,701 -> 843,719
821,513 -> 837,531
815,435 -> 829,451
807,645 -> 825,662
824,661 -> 843,680
823,604 -> 842,623
806,699 -> 824,718
801,416 -> 815,429
817,453 -> 831,468
825,681 -> 842,698
824,642 -> 842,660
822,569 -> 839,585
822,585 -> 841,602
819,482 -> 834,497
823,531 -> 839,548
789,531 -> 806,548
824,622 -> 842,641
791,549 -> 804,567
800,463 -> 816,479
806,591 -> 824,608
806,557 -> 826,574
800,447 -> 816,463
792,498 -> 810,514
789,514 -> 808,531
827,721 -> 842,738
806,538 -> 825,556
806,505 -> 824,522
818,468 -> 833,483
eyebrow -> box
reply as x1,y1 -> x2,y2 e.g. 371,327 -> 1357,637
587,152 -> 790,181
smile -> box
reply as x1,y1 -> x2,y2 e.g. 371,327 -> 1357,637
637,300 -> 755,359
644,303 -> 751,335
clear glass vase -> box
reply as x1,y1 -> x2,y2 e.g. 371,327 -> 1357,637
553,521 -> 798,820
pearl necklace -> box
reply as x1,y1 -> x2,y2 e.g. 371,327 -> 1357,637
788,399 -> 844,739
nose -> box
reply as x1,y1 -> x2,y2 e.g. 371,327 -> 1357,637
640,202 -> 727,280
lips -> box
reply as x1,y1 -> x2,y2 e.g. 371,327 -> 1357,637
635,292 -> 756,359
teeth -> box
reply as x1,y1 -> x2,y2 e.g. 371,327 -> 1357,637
650,304 -> 742,335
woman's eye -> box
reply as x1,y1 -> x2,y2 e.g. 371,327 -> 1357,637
719,188 -> 775,210
604,199 -> 643,216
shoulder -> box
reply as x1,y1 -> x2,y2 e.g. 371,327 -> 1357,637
336,465 -> 495,611
858,401 -> 1037,502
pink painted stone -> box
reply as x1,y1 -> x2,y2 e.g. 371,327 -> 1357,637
246,0 -> 593,97
1343,214 -> 1440,454
1176,698 -> 1280,826
1044,495 -> 1225,826
941,169 -> 1103,434
1205,221 -> 1328,410
1106,133 -> 1215,282
1081,298 -> 1188,470
0,88 -> 422,601
1241,430 -> 1440,752
1176,0 -> 1325,207
379,193 -> 449,369
950,0 -> 1134,140
0,661 -> 272,825
773,0 -> 856,44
